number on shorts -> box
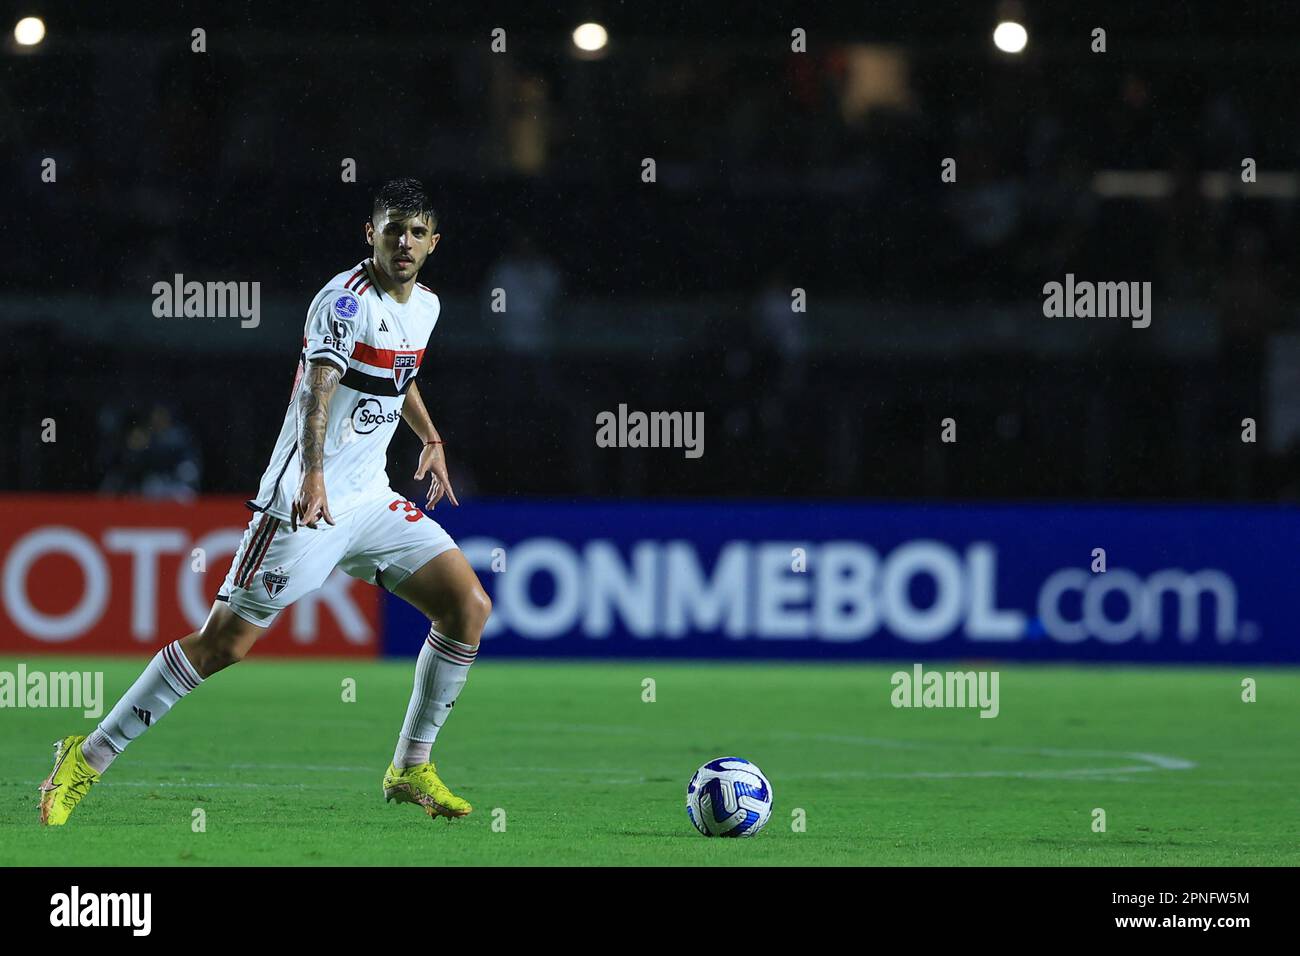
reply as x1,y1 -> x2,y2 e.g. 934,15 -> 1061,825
389,498 -> 424,523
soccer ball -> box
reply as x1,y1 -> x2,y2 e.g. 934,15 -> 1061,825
685,756 -> 773,837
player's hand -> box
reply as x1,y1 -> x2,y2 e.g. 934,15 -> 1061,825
415,442 -> 459,510
291,471 -> 335,530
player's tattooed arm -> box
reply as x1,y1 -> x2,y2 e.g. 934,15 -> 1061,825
291,360 -> 342,529
297,360 -> 341,471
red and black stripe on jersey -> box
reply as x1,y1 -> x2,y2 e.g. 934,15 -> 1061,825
345,262 -> 379,297
341,368 -> 412,396
342,342 -> 425,396
294,332 -> 424,395
345,263 -> 435,300
344,265 -> 371,296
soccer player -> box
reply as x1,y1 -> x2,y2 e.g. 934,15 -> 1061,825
39,179 -> 491,825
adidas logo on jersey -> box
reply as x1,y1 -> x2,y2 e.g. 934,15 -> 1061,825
379,319 -> 389,332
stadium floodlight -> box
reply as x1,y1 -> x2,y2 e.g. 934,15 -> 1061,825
572,22 -> 608,54
992,21 -> 1028,54
13,16 -> 46,47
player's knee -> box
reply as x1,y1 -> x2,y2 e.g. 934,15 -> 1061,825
466,586 -> 492,633
192,613 -> 257,675
438,586 -> 491,643
213,639 -> 249,672
191,637 -> 243,676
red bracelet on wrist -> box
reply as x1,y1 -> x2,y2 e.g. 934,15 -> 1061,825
424,439 -> 444,447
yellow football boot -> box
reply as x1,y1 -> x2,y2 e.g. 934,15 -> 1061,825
383,760 -> 472,819
39,735 -> 101,826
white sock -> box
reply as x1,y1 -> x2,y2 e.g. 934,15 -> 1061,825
83,640 -> 203,774
393,627 -> 478,769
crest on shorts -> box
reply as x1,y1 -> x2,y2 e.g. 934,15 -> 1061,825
263,571 -> 290,599
393,352 -> 418,391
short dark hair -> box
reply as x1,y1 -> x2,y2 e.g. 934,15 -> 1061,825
371,178 -> 438,231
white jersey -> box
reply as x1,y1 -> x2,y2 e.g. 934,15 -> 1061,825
248,260 -> 441,520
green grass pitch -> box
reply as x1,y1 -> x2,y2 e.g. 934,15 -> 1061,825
2,656 -> 1297,866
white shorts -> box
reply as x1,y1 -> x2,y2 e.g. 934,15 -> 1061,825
215,490 -> 457,628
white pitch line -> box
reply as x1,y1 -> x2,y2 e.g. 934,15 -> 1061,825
513,725 -> 1198,778
13,726 -> 1196,787
228,762 -> 374,773
786,765 -> 1169,781
99,781 -> 309,789
96,778 -> 649,789
770,731 -> 1197,776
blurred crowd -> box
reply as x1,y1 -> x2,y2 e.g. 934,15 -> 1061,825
5,30 -> 1298,501
5,39 -> 1297,307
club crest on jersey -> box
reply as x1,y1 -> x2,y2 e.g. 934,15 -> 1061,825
393,352 -> 418,391
332,293 -> 359,320
263,571 -> 290,600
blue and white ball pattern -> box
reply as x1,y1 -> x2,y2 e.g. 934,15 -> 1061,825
685,757 -> 773,837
